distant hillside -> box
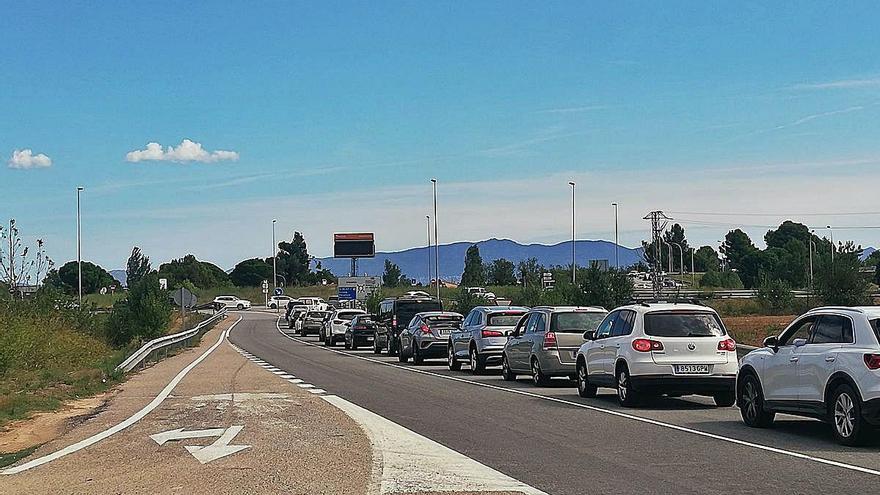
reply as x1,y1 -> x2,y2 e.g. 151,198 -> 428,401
110,269 -> 127,287
316,238 -> 643,282
861,247 -> 877,261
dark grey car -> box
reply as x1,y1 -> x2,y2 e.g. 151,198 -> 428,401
300,310 -> 330,337
502,306 -> 607,386
399,312 -> 463,365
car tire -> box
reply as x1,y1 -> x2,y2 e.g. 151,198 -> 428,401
324,334 -> 332,347
830,384 -> 868,446
615,365 -> 639,407
576,361 -> 597,398
738,374 -> 775,428
448,344 -> 462,371
531,358 -> 550,387
344,337 -> 351,350
351,338 -> 358,350
387,336 -> 398,357
398,346 -> 409,363
713,390 -> 736,407
412,343 -> 423,365
237,304 -> 244,310
373,334 -> 382,354
501,354 -> 516,381
470,347 -> 486,375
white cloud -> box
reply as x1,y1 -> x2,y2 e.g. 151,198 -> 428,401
7,149 -> 52,169
791,78 -> 880,90
125,139 -> 239,163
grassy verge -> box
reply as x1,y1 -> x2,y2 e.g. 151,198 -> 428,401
0,445 -> 39,468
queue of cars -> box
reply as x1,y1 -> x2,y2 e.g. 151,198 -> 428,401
283,293 -> 880,446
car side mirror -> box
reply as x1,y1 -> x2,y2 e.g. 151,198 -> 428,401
763,336 -> 778,350
793,338 -> 807,347
583,330 -> 597,341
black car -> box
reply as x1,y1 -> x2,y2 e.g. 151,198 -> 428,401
375,295 -> 443,355
344,315 -> 378,350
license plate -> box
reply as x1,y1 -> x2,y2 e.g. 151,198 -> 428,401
674,364 -> 709,375
366,336 -> 374,341
437,330 -> 447,335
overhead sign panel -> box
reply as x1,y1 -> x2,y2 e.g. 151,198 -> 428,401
334,232 -> 375,258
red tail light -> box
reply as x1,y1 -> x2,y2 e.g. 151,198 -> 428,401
543,331 -> 557,350
632,338 -> 664,352
420,324 -> 432,334
864,354 -> 880,370
718,338 -> 737,352
482,329 -> 504,338
392,316 -> 398,327
354,326 -> 367,331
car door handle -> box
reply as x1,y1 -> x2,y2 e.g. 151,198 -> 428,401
614,344 -> 621,348
789,357 -> 799,362
825,356 -> 836,362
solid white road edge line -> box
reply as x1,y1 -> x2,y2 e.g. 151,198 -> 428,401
271,317 -> 880,478
2,316 -> 243,475
322,394 -> 546,495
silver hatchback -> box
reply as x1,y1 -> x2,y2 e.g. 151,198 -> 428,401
448,306 -> 529,374
502,306 -> 607,386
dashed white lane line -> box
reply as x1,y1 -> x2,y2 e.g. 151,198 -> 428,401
308,389 -> 327,395
3,317 -> 244,476
279,374 -> 295,380
288,379 -> 304,384
297,384 -> 315,389
271,317 -> 880,479
226,327 -> 326,397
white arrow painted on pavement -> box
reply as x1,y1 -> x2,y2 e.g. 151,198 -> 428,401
150,427 -> 226,446
184,426 -> 250,464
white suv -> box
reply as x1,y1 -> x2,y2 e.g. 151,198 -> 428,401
324,309 -> 367,346
213,295 -> 251,310
575,303 -> 737,407
738,306 -> 880,445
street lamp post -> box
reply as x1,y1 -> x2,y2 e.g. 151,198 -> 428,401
431,179 -> 439,301
827,225 -> 835,264
569,181 -> 576,284
272,219 -> 277,286
690,248 -> 696,288
670,242 -> 684,276
426,215 -> 432,287
809,230 -> 816,290
612,202 -> 619,269
76,186 -> 84,306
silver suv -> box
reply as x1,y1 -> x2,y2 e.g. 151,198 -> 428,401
502,307 -> 607,386
448,306 -> 529,374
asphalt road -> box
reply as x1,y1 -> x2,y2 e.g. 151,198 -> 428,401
230,310 -> 880,495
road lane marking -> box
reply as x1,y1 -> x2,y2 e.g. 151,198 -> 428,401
184,425 -> 250,464
269,317 -> 880,478
308,389 -> 327,394
2,317 -> 243,475
323,394 -> 546,495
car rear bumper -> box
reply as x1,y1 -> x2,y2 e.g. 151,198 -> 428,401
629,374 -> 736,394
418,341 -> 448,358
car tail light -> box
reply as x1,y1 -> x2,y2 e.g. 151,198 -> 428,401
482,329 -> 504,338
632,338 -> 664,352
864,354 -> 880,370
543,331 -> 557,350
392,316 -> 397,327
718,338 -> 737,352
354,326 -> 367,331
420,324 -> 432,334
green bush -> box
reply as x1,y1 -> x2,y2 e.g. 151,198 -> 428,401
106,273 -> 172,347
756,277 -> 794,315
700,270 -> 744,289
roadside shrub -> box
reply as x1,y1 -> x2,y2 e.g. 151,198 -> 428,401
700,270 -> 744,289
453,288 -> 482,316
756,277 -> 794,315
365,290 -> 384,315
106,273 -> 171,347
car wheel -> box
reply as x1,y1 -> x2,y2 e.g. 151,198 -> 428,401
351,337 -> 358,350
237,304 -> 244,310
344,336 -> 351,350
398,344 -> 409,363
501,354 -> 516,381
373,334 -> 382,354
615,365 -> 639,407
324,333 -> 331,347
738,374 -> 775,428
713,390 -> 736,407
412,343 -> 423,365
448,344 -> 462,371
387,336 -> 398,357
576,361 -> 597,398
470,347 -> 485,375
831,384 -> 868,446
531,358 -> 550,386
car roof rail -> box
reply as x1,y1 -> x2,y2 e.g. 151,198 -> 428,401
809,306 -> 866,314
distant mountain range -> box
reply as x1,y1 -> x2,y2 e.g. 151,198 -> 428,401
861,247 -> 877,261
315,238 -> 643,282
110,270 -> 127,287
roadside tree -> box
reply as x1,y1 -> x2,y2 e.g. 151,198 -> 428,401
486,258 -> 517,286
461,245 -> 486,287
125,247 -> 151,288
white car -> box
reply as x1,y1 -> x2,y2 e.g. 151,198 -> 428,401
324,309 -> 366,347
575,303 -> 737,407
299,296 -> 329,311
738,306 -> 880,445
267,295 -> 292,309
213,295 -> 251,310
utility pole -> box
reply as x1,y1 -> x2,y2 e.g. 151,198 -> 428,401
643,211 -> 670,300
431,179 -> 439,301
569,181 -> 576,284
612,202 -> 619,269
690,248 -> 695,288
272,219 -> 277,290
827,225 -> 835,264
76,186 -> 84,306
426,215 -> 432,286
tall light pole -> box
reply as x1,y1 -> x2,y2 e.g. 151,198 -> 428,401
272,219 -> 277,289
690,247 -> 696,287
76,186 -> 84,306
426,215 -> 432,286
826,225 -> 835,263
809,229 -> 816,290
431,179 -> 439,301
569,181 -> 576,284
612,202 -> 619,269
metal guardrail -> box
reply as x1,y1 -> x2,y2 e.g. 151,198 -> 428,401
115,309 -> 228,373
631,289 -> 815,300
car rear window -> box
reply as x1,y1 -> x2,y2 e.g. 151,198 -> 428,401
551,312 -> 608,333
644,311 -> 726,337
307,311 -> 326,318
337,312 -> 361,321
425,315 -> 462,327
397,301 -> 442,325
871,319 -> 880,343
487,312 -> 526,326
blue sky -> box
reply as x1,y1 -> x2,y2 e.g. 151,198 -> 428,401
3,2 -> 880,270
